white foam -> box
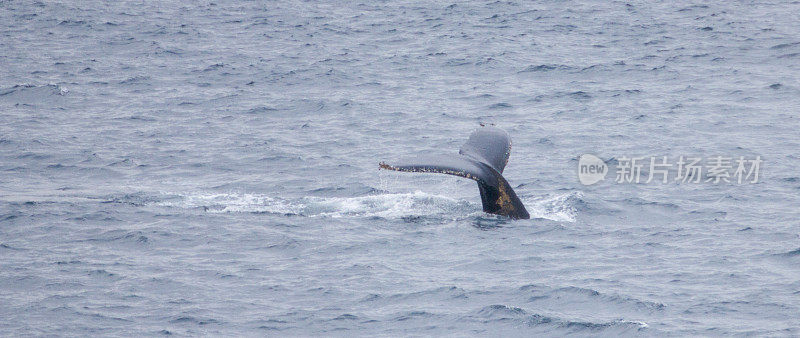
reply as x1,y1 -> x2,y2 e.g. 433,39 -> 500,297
155,192 -> 301,214
523,191 -> 582,222
304,190 -> 468,218
153,190 -> 580,222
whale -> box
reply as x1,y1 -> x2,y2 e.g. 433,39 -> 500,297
379,126 -> 530,219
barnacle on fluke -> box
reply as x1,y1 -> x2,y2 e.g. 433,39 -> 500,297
379,126 -> 529,219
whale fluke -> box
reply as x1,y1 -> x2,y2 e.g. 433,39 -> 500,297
379,126 -> 529,219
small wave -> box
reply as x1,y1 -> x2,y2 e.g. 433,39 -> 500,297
118,75 -> 151,85
58,19 -> 89,27
775,248 -> 800,258
393,310 -> 438,322
550,286 -> 666,312
0,242 -> 25,251
169,316 -> 221,325
102,192 -> 167,207
83,229 -> 152,245
518,64 -> 573,72
622,197 -> 679,210
770,42 -> 800,49
384,286 -> 468,303
202,63 -> 225,72
0,84 -> 69,105
539,316 -> 648,333
465,304 -> 648,333
568,91 -> 592,100
476,304 -> 526,319
488,102 -> 512,109
331,314 -> 359,321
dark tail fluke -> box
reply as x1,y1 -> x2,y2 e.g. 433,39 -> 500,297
379,126 -> 529,219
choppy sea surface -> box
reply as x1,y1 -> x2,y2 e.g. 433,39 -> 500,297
2,0 -> 800,336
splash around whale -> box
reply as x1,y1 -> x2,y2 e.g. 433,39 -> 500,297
379,126 -> 530,219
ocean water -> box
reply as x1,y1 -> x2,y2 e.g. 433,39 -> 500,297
2,0 -> 800,335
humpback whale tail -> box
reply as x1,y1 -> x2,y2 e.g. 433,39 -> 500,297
379,126 -> 530,219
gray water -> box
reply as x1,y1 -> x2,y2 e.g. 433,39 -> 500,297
2,0 -> 800,336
